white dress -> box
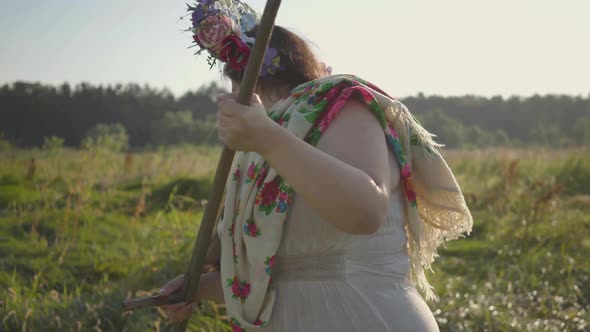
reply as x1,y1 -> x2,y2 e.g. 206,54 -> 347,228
260,149 -> 440,332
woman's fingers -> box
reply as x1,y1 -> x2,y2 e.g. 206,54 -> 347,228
216,92 -> 239,104
162,302 -> 195,322
216,93 -> 232,103
218,99 -> 238,118
201,264 -> 216,273
250,93 -> 263,105
217,92 -> 262,106
159,274 -> 185,296
218,110 -> 233,123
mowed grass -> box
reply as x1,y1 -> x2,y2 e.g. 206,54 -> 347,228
1,146 -> 589,331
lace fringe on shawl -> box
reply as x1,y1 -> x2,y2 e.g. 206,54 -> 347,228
384,103 -> 473,301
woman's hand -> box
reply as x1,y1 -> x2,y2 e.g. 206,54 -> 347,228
216,93 -> 278,153
160,271 -> 225,323
160,274 -> 195,323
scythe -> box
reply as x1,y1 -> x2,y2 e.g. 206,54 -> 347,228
121,0 -> 282,330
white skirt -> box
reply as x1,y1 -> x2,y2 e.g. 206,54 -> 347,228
259,254 -> 440,332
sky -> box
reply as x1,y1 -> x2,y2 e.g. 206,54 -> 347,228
1,0 -> 589,98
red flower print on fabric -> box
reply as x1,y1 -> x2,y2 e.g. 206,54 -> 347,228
358,88 -> 375,104
264,255 -> 275,276
232,242 -> 238,264
278,191 -> 288,201
245,162 -> 259,184
275,185 -> 291,213
401,163 -> 411,178
255,164 -> 269,189
388,124 -> 400,139
233,166 -> 241,181
255,177 -> 281,215
243,219 -> 261,237
229,318 -> 245,332
261,179 -> 280,205
227,276 -> 251,301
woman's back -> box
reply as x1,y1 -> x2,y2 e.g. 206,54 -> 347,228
264,144 -> 440,331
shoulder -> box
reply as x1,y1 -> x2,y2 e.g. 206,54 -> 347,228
315,91 -> 392,197
316,96 -> 387,162
331,98 -> 381,131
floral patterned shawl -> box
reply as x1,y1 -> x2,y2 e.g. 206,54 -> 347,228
218,74 -> 473,331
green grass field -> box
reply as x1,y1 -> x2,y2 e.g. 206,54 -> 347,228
1,146 -> 589,331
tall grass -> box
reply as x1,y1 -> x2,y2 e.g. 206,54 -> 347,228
0,146 -> 224,331
434,147 -> 589,331
0,146 -> 588,331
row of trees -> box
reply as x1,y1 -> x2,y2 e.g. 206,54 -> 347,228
406,93 -> 590,147
0,81 -> 223,149
0,81 -> 588,149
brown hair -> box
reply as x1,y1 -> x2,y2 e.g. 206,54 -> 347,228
224,25 -> 326,95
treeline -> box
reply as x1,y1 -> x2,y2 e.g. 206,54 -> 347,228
0,81 -> 224,149
405,94 -> 590,148
0,81 -> 589,149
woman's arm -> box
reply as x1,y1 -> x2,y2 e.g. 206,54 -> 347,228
259,99 -> 391,234
197,271 -> 224,304
218,95 -> 392,234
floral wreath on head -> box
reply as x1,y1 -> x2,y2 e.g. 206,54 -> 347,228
185,0 -> 283,78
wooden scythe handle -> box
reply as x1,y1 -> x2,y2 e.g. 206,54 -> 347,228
122,1 -> 282,331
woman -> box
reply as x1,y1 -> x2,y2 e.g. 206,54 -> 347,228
160,5 -> 472,331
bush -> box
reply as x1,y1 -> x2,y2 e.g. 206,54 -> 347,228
554,157 -> 590,195
418,110 -> 466,148
151,111 -> 219,146
42,136 -> 64,151
81,123 -> 129,152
